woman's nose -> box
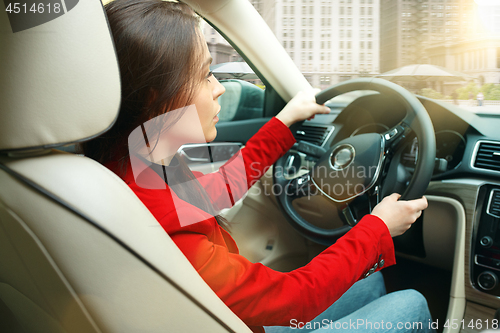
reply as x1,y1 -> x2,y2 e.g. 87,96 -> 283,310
213,76 -> 225,99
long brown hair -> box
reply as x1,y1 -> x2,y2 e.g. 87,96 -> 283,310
81,0 -> 229,228
82,0 -> 201,165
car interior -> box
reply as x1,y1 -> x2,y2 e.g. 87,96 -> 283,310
1,0 -> 500,333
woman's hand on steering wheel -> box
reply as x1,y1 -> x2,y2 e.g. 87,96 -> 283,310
371,193 -> 428,237
276,89 -> 331,127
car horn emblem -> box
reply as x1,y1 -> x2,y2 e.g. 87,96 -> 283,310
331,144 -> 355,170
4,0 -> 79,33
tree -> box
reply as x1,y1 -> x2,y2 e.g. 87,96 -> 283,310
481,83 -> 500,100
419,88 -> 445,99
456,81 -> 479,100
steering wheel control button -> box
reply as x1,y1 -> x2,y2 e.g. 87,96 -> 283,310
284,153 -> 302,177
480,236 -> 494,248
478,271 -> 497,291
342,205 -> 358,226
383,124 -> 413,153
384,128 -> 398,141
285,174 -> 311,198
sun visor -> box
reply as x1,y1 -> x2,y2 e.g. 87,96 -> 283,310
0,0 -> 121,152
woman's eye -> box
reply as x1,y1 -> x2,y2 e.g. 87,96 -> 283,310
206,71 -> 213,81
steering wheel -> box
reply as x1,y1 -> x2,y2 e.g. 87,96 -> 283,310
273,78 -> 436,245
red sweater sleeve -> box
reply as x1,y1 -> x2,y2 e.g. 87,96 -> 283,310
193,117 -> 295,210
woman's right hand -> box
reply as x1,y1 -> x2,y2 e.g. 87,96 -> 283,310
371,193 -> 428,237
276,90 -> 331,127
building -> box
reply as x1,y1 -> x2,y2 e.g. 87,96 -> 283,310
425,1 -> 500,89
380,0 -> 480,73
202,24 -> 241,65
426,37 -> 500,89
202,0 -> 380,89
274,0 -> 380,88
249,0 -> 277,31
202,0 -> 275,66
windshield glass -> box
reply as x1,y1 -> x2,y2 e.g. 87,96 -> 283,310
203,0 -> 500,115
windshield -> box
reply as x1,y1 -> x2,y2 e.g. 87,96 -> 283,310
204,0 -> 500,115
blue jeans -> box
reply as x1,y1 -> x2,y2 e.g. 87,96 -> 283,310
264,272 -> 434,333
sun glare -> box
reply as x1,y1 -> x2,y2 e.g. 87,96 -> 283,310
474,0 -> 500,35
474,0 -> 499,5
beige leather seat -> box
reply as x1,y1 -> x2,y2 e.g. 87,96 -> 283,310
0,2 -> 251,332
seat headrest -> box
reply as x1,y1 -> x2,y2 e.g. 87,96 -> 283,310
0,1 -> 121,152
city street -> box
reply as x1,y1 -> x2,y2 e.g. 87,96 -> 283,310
439,101 -> 500,115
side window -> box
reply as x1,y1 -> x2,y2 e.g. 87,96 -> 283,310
217,79 -> 264,122
203,22 -> 265,123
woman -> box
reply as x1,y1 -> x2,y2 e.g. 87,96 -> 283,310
82,0 -> 433,332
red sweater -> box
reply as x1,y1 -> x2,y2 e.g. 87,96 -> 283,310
107,117 -> 395,332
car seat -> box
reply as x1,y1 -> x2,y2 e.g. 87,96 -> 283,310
0,2 -> 252,332
218,79 -> 264,122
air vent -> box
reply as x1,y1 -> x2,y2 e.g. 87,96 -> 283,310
487,190 -> 500,218
473,141 -> 500,172
295,124 -> 334,146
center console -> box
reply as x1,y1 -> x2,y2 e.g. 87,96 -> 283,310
471,185 -> 500,295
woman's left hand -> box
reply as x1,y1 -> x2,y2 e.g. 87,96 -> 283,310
276,89 -> 331,127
